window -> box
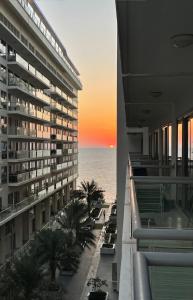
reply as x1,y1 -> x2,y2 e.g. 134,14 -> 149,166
32,218 -> 35,233
0,91 -> 7,109
0,65 -> 6,84
0,40 -> 6,57
42,210 -> 46,224
5,222 -> 12,235
1,141 -> 7,159
0,116 -> 7,134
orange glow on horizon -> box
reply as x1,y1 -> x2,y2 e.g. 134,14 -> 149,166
78,71 -> 116,148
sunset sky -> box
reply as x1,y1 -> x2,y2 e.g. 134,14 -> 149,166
36,0 -> 117,148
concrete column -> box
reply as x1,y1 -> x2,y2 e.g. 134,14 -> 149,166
66,184 -> 71,202
171,121 -> 177,176
0,226 -> 6,264
15,215 -> 23,249
52,195 -> 58,214
35,203 -> 42,231
182,118 -> 188,176
22,211 -> 29,243
143,127 -> 149,155
116,42 -> 129,288
158,128 -> 163,175
45,198 -> 50,224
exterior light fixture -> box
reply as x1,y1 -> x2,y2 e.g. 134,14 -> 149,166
150,91 -> 162,98
142,109 -> 151,115
171,34 -> 193,48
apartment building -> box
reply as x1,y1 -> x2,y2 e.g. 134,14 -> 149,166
0,0 -> 82,265
116,0 -> 193,299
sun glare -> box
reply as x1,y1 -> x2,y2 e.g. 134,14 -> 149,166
109,145 -> 114,149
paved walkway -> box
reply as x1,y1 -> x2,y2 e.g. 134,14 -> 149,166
59,204 -> 118,300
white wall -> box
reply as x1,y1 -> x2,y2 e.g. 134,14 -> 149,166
116,43 -> 129,287
128,133 -> 142,153
127,127 -> 149,155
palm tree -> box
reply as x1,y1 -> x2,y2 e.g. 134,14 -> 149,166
30,228 -> 79,283
0,254 -> 43,300
57,199 -> 95,250
79,180 -> 105,217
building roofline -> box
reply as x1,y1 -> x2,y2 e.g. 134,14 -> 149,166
31,0 -> 80,76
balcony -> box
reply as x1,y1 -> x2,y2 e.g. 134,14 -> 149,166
8,77 -> 51,107
51,162 -> 68,172
48,86 -> 77,109
0,12 -> 82,95
8,127 -> 50,140
50,100 -> 77,120
0,173 -> 76,227
68,136 -> 73,142
8,127 -> 36,139
8,149 -> 51,161
118,156 -> 193,300
8,104 -> 51,123
8,167 -> 51,186
8,53 -> 49,89
50,149 -> 62,156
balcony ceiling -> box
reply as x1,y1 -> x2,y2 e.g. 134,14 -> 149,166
116,0 -> 193,129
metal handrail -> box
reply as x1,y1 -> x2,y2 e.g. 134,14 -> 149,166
129,159 -> 193,241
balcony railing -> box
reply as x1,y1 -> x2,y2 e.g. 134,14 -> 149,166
49,86 -> 78,109
8,77 -> 51,106
129,156 -> 193,247
8,103 -> 51,122
9,167 -> 51,184
8,127 -> 36,138
8,53 -> 50,88
9,127 -> 51,140
0,174 -> 77,226
8,150 -> 51,160
118,157 -> 193,300
16,0 -> 81,87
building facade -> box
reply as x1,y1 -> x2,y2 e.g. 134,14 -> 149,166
116,0 -> 193,299
0,0 -> 82,265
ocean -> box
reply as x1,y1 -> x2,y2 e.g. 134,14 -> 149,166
77,148 -> 116,204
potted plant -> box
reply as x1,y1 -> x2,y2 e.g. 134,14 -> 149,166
100,242 -> 115,255
87,277 -> 108,300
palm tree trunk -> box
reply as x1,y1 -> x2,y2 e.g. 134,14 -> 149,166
87,198 -> 91,217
